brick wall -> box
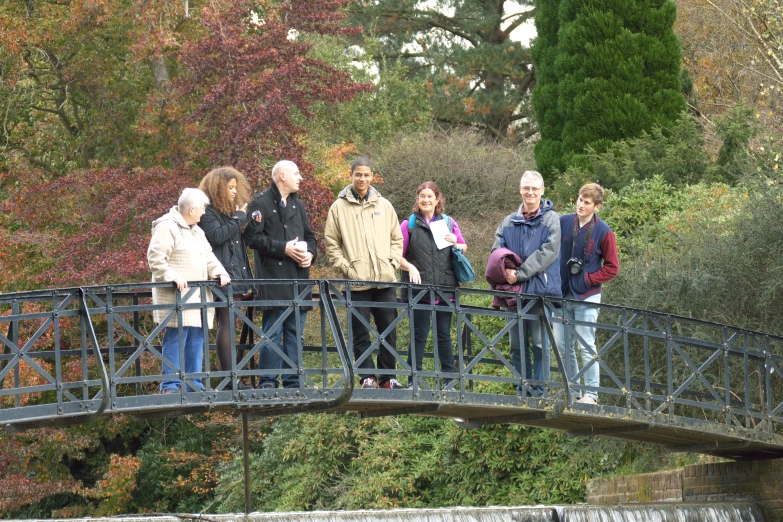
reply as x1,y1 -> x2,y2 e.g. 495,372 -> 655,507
683,459 -> 783,522
587,458 -> 783,522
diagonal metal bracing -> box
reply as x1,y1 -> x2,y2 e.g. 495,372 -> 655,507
459,315 -> 519,378
1,280 -> 782,459
347,302 -> 411,370
669,341 -> 725,404
0,318 -> 58,386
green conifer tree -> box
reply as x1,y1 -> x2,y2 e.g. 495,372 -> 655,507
532,0 -> 686,177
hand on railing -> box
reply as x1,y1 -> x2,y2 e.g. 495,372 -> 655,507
174,277 -> 188,291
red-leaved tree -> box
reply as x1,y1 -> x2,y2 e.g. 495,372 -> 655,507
1,0 -> 370,289
173,0 -> 371,231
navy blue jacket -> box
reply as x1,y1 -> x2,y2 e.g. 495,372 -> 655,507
492,199 -> 562,297
559,213 -> 620,300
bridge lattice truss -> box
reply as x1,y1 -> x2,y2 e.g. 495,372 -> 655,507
2,280 -> 782,460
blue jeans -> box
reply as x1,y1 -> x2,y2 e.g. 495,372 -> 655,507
553,293 -> 601,399
160,326 -> 206,392
260,308 -> 307,388
508,303 -> 550,390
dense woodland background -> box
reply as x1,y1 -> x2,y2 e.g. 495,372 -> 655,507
1,0 -> 782,517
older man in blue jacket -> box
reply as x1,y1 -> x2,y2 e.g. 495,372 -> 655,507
492,170 -> 561,395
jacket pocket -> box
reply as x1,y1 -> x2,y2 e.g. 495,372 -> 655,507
527,273 -> 549,296
569,271 -> 590,295
378,258 -> 395,282
347,259 -> 363,281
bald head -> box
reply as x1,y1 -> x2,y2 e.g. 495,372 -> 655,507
272,160 -> 299,182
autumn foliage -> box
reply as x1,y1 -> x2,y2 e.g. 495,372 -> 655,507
0,1 -> 369,515
0,0 -> 369,290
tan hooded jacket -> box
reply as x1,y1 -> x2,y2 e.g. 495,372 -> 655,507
147,207 -> 229,328
324,185 -> 403,290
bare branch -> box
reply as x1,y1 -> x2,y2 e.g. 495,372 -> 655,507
501,10 -> 535,39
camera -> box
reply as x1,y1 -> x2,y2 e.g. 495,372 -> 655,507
566,257 -> 584,275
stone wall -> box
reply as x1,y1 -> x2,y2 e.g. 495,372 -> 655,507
587,470 -> 683,503
587,458 -> 783,522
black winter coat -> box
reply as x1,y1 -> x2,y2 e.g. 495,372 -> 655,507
200,205 -> 253,295
243,182 -> 318,307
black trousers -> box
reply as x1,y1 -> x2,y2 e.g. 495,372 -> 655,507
350,287 -> 399,385
409,307 -> 456,381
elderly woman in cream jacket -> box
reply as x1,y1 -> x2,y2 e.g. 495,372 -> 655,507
147,188 -> 231,394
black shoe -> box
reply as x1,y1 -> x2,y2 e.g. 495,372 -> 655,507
258,382 -> 276,390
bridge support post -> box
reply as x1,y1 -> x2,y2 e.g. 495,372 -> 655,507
243,412 -> 251,514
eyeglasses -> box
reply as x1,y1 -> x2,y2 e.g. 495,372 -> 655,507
521,186 -> 543,193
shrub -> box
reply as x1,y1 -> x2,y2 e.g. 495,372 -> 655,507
604,177 -> 781,334
366,129 -> 534,221
548,114 -> 712,205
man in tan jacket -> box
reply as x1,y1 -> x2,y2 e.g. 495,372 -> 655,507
148,188 -> 230,394
324,158 -> 405,389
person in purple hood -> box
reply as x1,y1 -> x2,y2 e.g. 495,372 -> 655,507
491,170 -> 561,395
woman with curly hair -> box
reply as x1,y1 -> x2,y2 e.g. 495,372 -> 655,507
198,167 -> 254,387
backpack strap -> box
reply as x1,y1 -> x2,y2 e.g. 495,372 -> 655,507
408,213 -> 454,233
442,213 -> 454,233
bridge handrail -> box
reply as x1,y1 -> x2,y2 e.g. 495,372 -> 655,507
1,279 -> 781,451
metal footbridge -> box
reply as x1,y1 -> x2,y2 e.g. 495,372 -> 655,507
2,280 -> 783,461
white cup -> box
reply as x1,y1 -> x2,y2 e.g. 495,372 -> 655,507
295,241 -> 308,266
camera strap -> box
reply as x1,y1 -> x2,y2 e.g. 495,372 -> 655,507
570,214 -> 596,261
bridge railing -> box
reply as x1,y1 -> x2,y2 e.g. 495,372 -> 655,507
327,281 -> 783,437
543,298 -> 783,436
1,279 -> 781,440
0,281 -> 355,429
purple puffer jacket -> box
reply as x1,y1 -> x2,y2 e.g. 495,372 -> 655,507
486,248 -> 525,309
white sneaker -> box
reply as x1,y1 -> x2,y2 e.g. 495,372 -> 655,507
576,395 -> 598,405
361,377 -> 378,389
381,378 -> 406,390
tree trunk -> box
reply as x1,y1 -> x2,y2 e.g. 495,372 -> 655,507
149,56 -> 170,90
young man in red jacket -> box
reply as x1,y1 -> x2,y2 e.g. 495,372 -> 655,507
555,183 -> 619,405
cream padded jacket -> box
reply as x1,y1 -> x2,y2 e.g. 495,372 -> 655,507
147,207 -> 229,328
324,185 -> 403,290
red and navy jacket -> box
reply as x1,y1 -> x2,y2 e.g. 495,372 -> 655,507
559,213 -> 620,300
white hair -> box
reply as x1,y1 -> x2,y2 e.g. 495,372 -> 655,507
271,160 -> 298,181
520,170 -> 544,187
177,188 -> 210,213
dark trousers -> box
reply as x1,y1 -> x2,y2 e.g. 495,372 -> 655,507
351,287 -> 398,385
409,308 -> 456,384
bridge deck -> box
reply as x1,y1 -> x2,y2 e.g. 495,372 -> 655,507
2,281 -> 782,461
336,392 -> 783,460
